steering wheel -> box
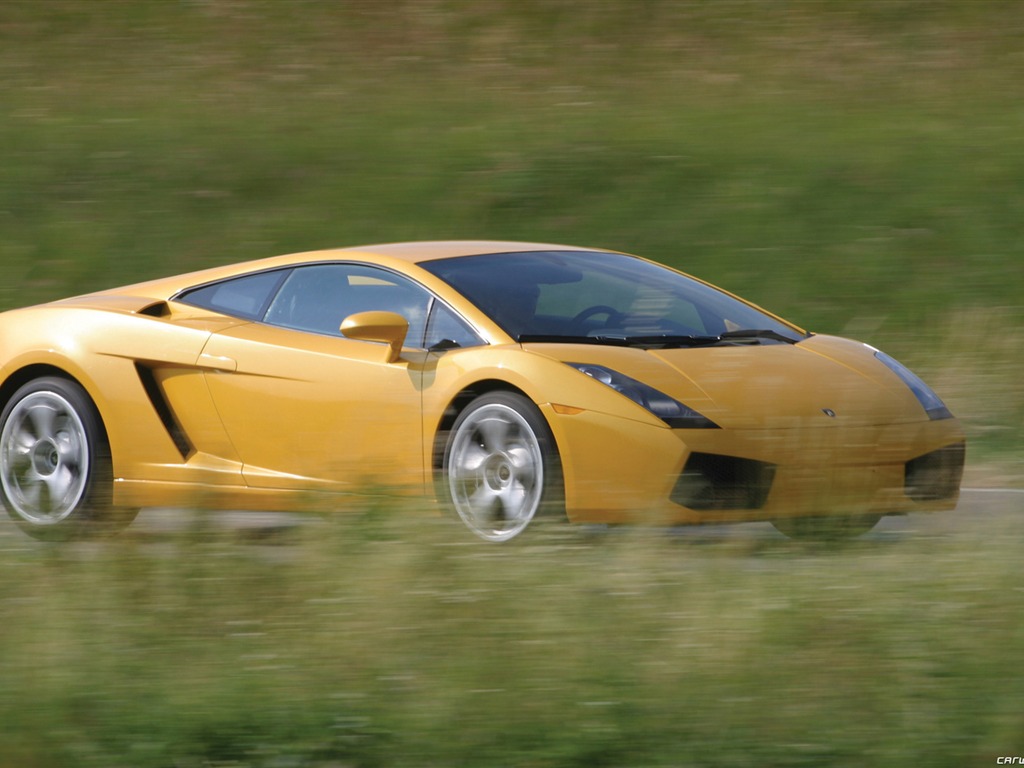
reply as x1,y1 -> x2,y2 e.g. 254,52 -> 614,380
571,304 -> 624,330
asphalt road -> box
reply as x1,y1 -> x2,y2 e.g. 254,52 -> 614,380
108,486 -> 1024,541
0,487 -> 1020,543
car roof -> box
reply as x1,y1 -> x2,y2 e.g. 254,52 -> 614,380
221,240 -> 603,272
94,240 -> 610,301
334,240 -> 599,263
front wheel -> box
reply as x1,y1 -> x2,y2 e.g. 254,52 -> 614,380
442,392 -> 563,542
771,514 -> 882,541
0,376 -> 137,540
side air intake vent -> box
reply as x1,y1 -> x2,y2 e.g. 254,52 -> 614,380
137,301 -> 170,318
671,453 -> 776,511
135,363 -> 193,459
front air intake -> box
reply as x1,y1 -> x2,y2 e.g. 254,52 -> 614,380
671,453 -> 776,511
905,442 -> 965,501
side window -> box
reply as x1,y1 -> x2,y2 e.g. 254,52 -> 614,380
263,265 -> 351,335
263,263 -> 433,346
424,301 -> 484,350
176,270 -> 288,320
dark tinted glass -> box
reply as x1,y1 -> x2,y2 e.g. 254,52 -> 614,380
422,251 -> 803,342
264,264 -> 433,345
177,269 -> 287,320
424,301 -> 483,349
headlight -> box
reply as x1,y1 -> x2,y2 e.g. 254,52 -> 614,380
873,350 -> 952,420
566,363 -> 720,428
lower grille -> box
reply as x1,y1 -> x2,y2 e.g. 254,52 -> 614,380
905,442 -> 965,501
671,453 -> 776,511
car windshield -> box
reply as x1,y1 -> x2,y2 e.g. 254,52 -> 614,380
420,250 -> 806,347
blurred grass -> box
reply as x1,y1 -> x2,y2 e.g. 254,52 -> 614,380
2,505 -> 1024,767
1,4 -> 1024,764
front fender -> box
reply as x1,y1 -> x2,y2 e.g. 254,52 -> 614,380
0,306 -> 213,481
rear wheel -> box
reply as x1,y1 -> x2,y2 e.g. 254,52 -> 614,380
0,377 -> 137,540
771,514 -> 882,541
443,392 -> 563,542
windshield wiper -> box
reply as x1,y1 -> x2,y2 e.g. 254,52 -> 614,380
590,333 -> 723,348
518,333 -> 723,348
516,334 -> 624,345
718,329 -> 805,344
517,330 -> 806,348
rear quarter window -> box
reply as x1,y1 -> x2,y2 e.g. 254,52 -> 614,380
176,270 -> 288,319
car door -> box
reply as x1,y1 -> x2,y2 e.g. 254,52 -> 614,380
197,263 -> 433,494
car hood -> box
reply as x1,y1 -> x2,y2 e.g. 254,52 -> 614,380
524,334 -> 927,429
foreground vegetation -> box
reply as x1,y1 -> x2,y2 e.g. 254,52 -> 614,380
2,2 -> 1023,764
1,504 -> 1023,767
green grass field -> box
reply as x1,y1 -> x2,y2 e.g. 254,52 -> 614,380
1,2 -> 1023,765
3,507 -> 1024,767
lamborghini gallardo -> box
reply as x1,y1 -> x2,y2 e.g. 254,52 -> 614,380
0,241 -> 964,541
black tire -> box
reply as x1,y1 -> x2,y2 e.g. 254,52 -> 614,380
0,376 -> 138,540
442,391 -> 564,542
771,514 -> 882,541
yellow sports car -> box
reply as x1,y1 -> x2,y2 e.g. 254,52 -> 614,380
0,241 -> 964,541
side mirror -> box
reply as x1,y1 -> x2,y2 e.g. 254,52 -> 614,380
340,311 -> 409,362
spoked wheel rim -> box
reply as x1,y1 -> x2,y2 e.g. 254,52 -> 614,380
1,391 -> 91,525
447,403 -> 545,542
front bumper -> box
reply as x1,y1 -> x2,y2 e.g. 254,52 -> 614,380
543,406 -> 965,525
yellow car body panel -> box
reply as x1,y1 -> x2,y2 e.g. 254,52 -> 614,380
197,323 -> 426,491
